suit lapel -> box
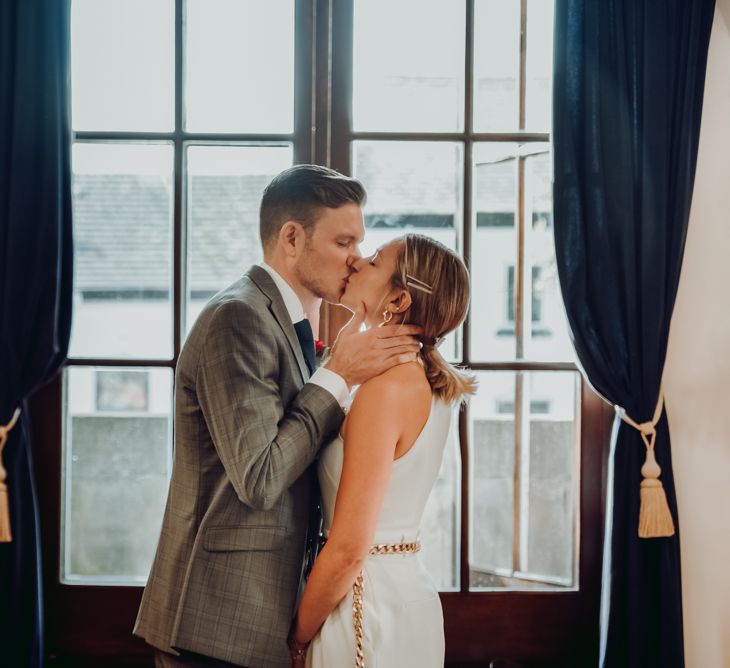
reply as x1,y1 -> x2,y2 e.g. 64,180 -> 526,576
248,266 -> 309,384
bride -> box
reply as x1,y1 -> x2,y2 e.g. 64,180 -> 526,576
288,233 -> 476,667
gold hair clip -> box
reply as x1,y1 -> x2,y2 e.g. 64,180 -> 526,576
405,273 -> 434,294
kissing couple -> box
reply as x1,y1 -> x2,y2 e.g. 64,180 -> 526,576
135,164 -> 475,667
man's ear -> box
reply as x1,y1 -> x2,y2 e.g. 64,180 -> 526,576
278,221 -> 303,258
391,289 -> 412,314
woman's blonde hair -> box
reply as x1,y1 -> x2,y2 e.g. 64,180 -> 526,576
391,234 -> 477,403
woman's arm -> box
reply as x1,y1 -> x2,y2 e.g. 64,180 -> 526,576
291,372 -> 407,644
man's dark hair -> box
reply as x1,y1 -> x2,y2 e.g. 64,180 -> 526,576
259,164 -> 366,252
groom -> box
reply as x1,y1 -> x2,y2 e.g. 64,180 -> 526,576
134,165 -> 421,668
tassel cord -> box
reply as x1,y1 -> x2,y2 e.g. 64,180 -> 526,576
615,392 -> 676,539
0,407 -> 21,543
0,407 -> 21,452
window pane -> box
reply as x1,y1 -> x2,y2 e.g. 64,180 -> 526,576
62,366 -> 173,584
353,0 -> 465,132
471,143 -> 518,361
470,370 -> 579,590
522,146 -> 575,361
70,143 -> 174,359
185,144 -> 293,332
470,371 -> 516,582
421,417 -> 461,590
524,371 -> 579,585
353,141 -> 463,361
71,0 -> 174,132
525,0 -> 554,132
473,0 -> 520,132
185,0 -> 295,133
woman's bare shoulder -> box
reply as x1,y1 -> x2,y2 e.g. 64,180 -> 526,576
342,363 -> 431,443
354,362 -> 430,411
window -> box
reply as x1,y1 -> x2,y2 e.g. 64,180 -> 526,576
64,366 -> 172,584
340,0 -> 580,596
329,1 -> 606,664
64,0 -> 301,586
34,1 -> 608,665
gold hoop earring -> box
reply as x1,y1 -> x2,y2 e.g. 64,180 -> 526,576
379,309 -> 393,327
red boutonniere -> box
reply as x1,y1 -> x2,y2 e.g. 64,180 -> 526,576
315,339 -> 327,357
314,339 -> 329,368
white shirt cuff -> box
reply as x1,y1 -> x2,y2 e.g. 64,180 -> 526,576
308,367 -> 351,411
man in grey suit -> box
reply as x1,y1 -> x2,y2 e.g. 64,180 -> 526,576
134,165 -> 420,667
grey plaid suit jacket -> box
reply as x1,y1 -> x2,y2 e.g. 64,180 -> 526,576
134,266 -> 344,667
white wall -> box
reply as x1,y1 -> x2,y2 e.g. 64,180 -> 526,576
664,2 -> 730,666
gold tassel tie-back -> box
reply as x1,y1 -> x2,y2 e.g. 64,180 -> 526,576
0,408 -> 21,543
615,393 -> 675,539
353,541 -> 421,668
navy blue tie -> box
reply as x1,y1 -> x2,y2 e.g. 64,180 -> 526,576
293,318 -> 316,375
293,318 -> 322,579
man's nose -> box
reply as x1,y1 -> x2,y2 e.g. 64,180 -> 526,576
347,252 -> 362,270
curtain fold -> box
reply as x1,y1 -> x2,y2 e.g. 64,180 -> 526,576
0,0 -> 73,665
552,0 -> 715,665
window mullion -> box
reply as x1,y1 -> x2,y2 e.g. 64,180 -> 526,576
512,371 -> 523,574
519,0 -> 527,131
459,404 -> 471,592
173,0 -> 184,358
518,371 -> 532,574
293,0 -> 316,164
516,0 -> 528,358
463,0 -> 474,365
512,0 -> 529,577
330,0 -> 353,173
459,0 -> 475,593
516,155 -> 526,357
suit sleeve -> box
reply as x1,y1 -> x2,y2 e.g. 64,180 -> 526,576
196,299 -> 344,511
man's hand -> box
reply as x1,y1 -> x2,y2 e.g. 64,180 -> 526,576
324,306 -> 422,388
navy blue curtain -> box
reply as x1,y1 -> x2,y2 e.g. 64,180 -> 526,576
552,1 -> 715,666
0,0 -> 73,665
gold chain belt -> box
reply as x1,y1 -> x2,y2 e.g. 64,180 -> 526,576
353,541 -> 421,668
